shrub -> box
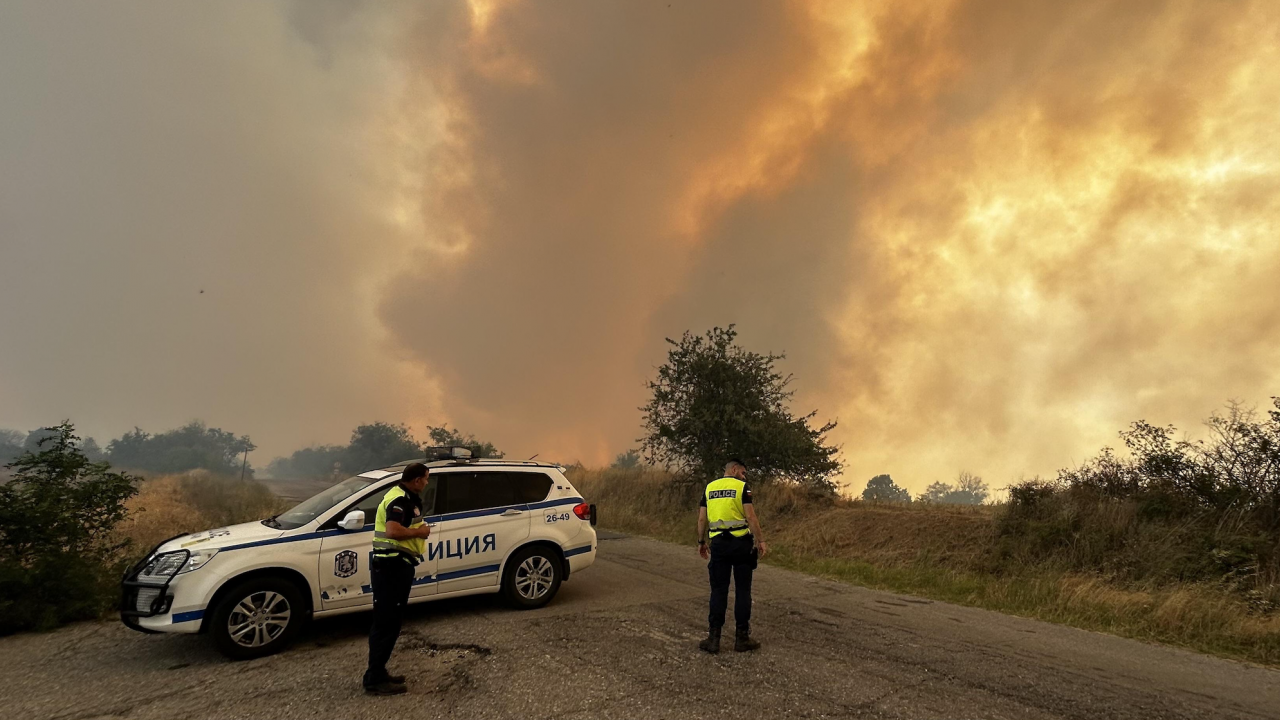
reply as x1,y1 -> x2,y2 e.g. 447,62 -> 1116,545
0,423 -> 140,634
998,399 -> 1280,598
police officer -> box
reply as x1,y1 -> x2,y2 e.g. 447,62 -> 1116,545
697,459 -> 768,653
364,462 -> 432,695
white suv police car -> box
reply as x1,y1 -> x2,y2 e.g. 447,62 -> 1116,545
121,449 -> 597,659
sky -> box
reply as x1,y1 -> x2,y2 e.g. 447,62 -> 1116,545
2,0 -> 1278,494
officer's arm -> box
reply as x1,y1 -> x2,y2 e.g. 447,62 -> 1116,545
696,506 -> 708,543
744,504 -> 768,556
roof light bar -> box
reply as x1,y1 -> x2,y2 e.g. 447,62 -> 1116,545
423,446 -> 473,461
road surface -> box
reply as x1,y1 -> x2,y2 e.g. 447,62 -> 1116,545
2,532 -> 1277,720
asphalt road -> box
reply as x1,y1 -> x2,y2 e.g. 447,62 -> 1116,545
3,532 -> 1278,720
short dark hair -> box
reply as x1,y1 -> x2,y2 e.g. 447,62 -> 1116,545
402,463 -> 428,483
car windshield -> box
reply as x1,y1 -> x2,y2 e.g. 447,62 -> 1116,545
274,476 -> 378,530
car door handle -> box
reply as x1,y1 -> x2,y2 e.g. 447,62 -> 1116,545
501,509 -> 523,516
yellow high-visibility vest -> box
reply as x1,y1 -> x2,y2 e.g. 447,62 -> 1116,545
705,477 -> 750,538
372,484 -> 425,561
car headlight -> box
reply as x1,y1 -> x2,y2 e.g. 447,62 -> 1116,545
139,551 -> 188,581
180,548 -> 219,574
138,548 -> 220,581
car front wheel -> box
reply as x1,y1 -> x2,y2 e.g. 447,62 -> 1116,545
502,546 -> 563,609
209,577 -> 304,660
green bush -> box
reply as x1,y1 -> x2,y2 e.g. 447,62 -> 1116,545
0,423 -> 140,634
998,399 -> 1280,601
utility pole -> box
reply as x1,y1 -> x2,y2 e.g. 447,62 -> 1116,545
240,447 -> 249,481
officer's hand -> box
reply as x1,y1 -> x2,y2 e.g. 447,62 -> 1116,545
756,541 -> 769,558
698,543 -> 709,560
417,525 -> 432,539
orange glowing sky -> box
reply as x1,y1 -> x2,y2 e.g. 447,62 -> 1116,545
2,1 -> 1278,492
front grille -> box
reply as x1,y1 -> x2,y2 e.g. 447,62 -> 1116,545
135,587 -> 161,613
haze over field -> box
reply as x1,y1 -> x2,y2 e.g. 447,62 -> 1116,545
2,1 -> 1279,492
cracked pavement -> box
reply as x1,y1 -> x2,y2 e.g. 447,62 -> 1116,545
1,532 -> 1277,719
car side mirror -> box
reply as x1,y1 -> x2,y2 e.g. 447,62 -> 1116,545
338,510 -> 365,531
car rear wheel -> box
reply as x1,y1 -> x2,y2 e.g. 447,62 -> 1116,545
210,577 -> 304,660
501,545 -> 562,609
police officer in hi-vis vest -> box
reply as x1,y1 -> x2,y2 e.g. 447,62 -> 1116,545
697,459 -> 768,653
364,463 -> 432,695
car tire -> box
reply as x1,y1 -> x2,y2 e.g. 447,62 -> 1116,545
209,577 -> 305,660
501,545 -> 563,609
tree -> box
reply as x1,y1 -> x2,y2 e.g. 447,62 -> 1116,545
918,473 -> 989,505
919,481 -> 952,503
639,326 -> 842,489
22,427 -> 60,453
105,422 -> 255,475
0,429 -> 22,464
611,449 -> 643,470
80,437 -> 105,462
950,472 -> 990,505
862,474 -> 911,503
266,445 -> 346,479
344,422 -> 422,473
425,424 -> 503,459
0,422 -> 140,632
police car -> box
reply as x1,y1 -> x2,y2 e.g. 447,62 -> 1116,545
120,448 -> 597,659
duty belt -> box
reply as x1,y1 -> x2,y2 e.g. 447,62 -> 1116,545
707,519 -> 749,532
372,549 -> 421,566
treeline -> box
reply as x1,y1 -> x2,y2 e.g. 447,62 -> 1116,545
0,421 -> 253,476
861,472 -> 991,505
1,420 -> 502,480
265,423 -> 502,478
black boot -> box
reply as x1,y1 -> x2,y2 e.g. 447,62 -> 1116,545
734,629 -> 760,652
699,628 -> 721,654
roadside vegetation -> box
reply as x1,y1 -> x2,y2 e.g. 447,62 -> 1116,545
0,423 -> 286,635
577,399 -> 1280,666
580,327 -> 1280,665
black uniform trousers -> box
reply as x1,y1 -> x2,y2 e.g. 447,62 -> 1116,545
707,533 -> 755,634
364,555 -> 415,687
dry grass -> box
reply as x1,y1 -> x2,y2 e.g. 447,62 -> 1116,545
570,467 -> 1280,666
114,472 -> 289,558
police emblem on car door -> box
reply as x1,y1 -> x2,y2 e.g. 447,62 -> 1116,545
334,550 -> 358,578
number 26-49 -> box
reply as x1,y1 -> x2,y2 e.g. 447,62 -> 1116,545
545,513 -> 571,523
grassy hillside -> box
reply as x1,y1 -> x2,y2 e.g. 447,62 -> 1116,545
570,467 -> 1280,666
115,472 -> 289,554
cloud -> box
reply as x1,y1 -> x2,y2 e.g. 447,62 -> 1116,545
384,0 -> 1280,488
3,1 -> 1277,491
0,1 -> 437,459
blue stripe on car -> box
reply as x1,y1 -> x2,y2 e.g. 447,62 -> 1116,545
172,609 -> 204,623
358,563 -> 502,594
219,497 -> 585,553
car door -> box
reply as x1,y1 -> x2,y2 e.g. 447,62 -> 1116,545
317,483 -> 439,610
430,471 -> 531,595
